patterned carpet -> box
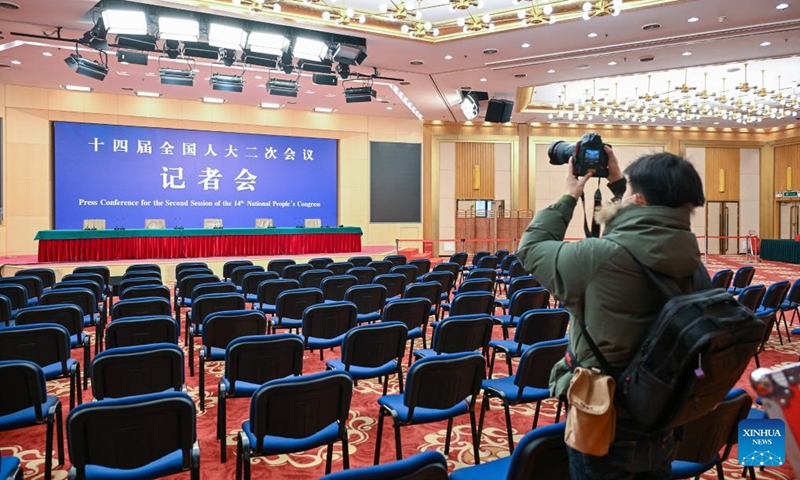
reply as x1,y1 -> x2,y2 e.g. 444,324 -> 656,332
1,255 -> 799,480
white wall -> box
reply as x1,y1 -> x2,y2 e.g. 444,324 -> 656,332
685,147 -> 707,253
439,142 -> 456,253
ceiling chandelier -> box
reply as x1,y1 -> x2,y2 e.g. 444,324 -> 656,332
457,12 -> 495,32
515,1 -> 555,25
449,0 -> 485,9
378,1 -> 421,21
401,20 -> 440,37
582,0 -> 623,20
321,5 -> 367,25
231,0 -> 282,13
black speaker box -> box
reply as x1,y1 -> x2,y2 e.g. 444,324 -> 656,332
485,99 -> 514,123
312,73 -> 339,86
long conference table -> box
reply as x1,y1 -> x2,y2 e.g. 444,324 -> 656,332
760,239 -> 800,264
35,227 -> 363,262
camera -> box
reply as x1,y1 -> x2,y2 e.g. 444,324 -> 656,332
548,133 -> 610,178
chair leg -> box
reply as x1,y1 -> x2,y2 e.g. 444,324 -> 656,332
45,412 -> 54,480
69,369 -> 76,410
242,436 -> 251,480
189,332 -> 195,377
320,349 -> 324,361
382,374 -> 389,396
749,466 -> 758,479
407,339 -> 415,367
393,418 -> 403,461
397,365 -> 405,394
83,340 -> 90,390
444,417 -> 454,455
374,409 -> 385,465
56,402 -> 64,465
325,443 -> 333,475
754,353 -> 761,368
502,325 -> 509,340
469,406 -> 481,465
236,435 -> 243,480
219,387 -> 227,462
489,349 -> 497,377
775,316 -> 784,345
532,400 -> 541,429
716,462 -> 725,480
199,355 -> 205,411
506,354 -> 514,377
341,427 -> 350,470
503,401 -> 514,454
782,310 -> 792,342
478,393 -> 490,442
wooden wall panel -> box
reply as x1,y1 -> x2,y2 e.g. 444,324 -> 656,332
455,142 -> 495,199
775,143 -> 800,192
705,147 -> 741,202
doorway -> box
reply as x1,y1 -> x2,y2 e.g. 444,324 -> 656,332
779,201 -> 800,240
706,201 -> 740,254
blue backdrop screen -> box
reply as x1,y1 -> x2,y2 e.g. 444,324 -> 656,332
53,122 -> 338,229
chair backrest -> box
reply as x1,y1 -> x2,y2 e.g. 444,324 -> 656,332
347,256 -> 373,268
711,269 -> 734,290
422,271 -> 456,297
449,252 -> 468,267
0,276 -> 42,300
16,268 -> 56,289
282,263 -> 314,280
456,278 -> 494,294
470,251 -> 490,267
299,269 -> 334,289
175,262 -> 209,280
176,267 -> 214,284
325,262 -> 355,277
384,254 -> 407,266
319,450 -> 448,480
190,281 -> 237,300
732,266 -> 756,289
476,255 -> 499,270
514,339 -> 569,393
507,260 -> 527,279
276,288 -> 324,320
249,371 -> 352,452
0,294 -> 13,327
509,288 -> 551,316
15,304 -> 84,338
340,321 -> 407,369
498,254 -> 518,272
430,315 -> 494,355
785,277 -> 800,306
225,334 -> 304,396
494,249 -> 510,260
738,284 -> 766,312
374,274 -> 407,298
367,260 -> 393,276
507,422 -> 570,480
55,280 -> 103,304
0,284 -> 27,311
302,302 -> 358,344
119,277 -> 162,295
125,264 -> 161,275
403,281 -> 442,307
257,278 -> 301,306
382,298 -> 432,331
121,271 -> 162,281
231,265 -> 265,287
40,287 -> 95,315
346,267 -> 378,285
321,275 -> 359,301
409,258 -> 432,276
345,284 -> 387,314
674,389 -> 752,465
0,360 -> 47,421
91,343 -> 184,400
178,274 -> 221,300
191,293 -> 245,327
202,310 -> 268,350
514,309 -> 570,349
120,284 -> 171,301
432,262 -> 461,279
112,297 -> 171,320
0,324 -> 71,376
309,257 -> 335,269
467,268 -> 497,282
105,315 -> 179,348
223,260 -> 254,280
448,291 -> 495,317
507,276 -> 541,298
267,258 -> 296,274
67,391 -> 196,478
761,280 -> 791,310
390,265 -> 418,286
242,271 -> 280,297
403,352 -> 484,418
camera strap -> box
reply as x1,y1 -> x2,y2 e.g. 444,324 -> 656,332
580,180 -> 603,238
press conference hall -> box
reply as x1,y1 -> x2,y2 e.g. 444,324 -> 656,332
0,0 -> 799,478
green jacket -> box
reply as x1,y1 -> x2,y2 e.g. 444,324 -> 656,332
516,179 -> 702,399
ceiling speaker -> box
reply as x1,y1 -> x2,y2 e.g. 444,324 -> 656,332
485,99 -> 514,123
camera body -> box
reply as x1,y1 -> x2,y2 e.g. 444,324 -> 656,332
548,133 -> 610,178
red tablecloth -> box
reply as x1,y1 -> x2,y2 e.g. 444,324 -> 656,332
37,233 -> 362,262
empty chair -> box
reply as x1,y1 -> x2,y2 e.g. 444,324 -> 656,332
309,257 -> 335,269
175,261 -> 209,279
711,269 -> 734,290
196,310 -> 267,407
0,453 -> 22,480
15,267 -> 56,290
412,314 -> 494,361
320,450 -> 447,480
191,282 -> 237,301
494,249 -> 510,261
398,281 -> 443,319
390,265 -> 418,286
241,271 -> 280,304
476,255 -> 499,270
738,284 -> 766,313
468,268 -> 497,283
0,361 -> 64,480
0,284 -> 27,320
236,371 -> 353,478
495,276 -> 540,313
0,324 -> 82,409
119,276 -> 162,296
423,271 -> 456,303
326,322 -> 407,395
271,288 -> 323,333
326,262 -> 355,277
348,256 -> 373,268
382,298 -> 432,365
54,278 -> 106,326
345,284 -> 387,324
346,267 -> 378,285
186,293 -> 245,351
757,280 -> 791,344
374,352 -> 484,464
266,258 -> 296,275
282,263 -> 313,281
112,297 -> 171,320
40,288 -> 101,339
173,273 -> 220,323
449,252 -> 468,269
779,277 -> 800,335
321,275 -> 359,302
463,251 -> 490,274
120,284 -> 171,302
496,260 -> 526,295
440,279 -> 495,318
374,273 -> 407,299
66,391 -> 199,480
299,269 -> 334,289
432,262 -> 461,282
176,267 -> 214,284
728,266 -> 756,295
125,263 -> 162,276
489,309 -> 570,376
384,254 -> 407,266
105,315 -> 179,349
91,343 -> 183,400
494,288 -> 551,339
217,334 -> 304,462
0,276 -> 42,306
231,266 -> 266,292
436,291 -> 494,325
254,279 -> 300,315
478,338 -> 569,452
121,270 -> 162,281
408,258 -> 431,277
223,260 -> 254,281
302,302 -> 358,360
367,260 -> 393,276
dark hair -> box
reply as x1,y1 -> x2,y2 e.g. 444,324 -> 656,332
623,152 -> 705,208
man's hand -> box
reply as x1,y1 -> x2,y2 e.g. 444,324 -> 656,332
606,145 -> 623,183
566,158 -> 593,199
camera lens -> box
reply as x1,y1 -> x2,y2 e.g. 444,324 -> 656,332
548,141 -> 575,166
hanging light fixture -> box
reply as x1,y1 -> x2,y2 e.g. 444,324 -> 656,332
581,0 -> 623,20
516,1 -> 555,25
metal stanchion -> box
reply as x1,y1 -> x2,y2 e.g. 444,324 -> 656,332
395,239 -> 399,254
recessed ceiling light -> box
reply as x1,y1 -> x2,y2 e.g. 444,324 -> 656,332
255,75 -> 263,80
776,3 -> 789,10
521,42 -> 530,48
260,102 -> 281,109
761,41 -> 772,46
62,85 -> 92,92
201,97 -> 225,104
588,32 -> 598,38
314,107 -> 334,113
547,69 -> 556,73
145,72 -> 157,77
117,71 -> 130,76
687,17 -> 699,22
444,55 -> 453,60
713,121 -> 720,125
325,94 -> 336,98
682,51 -> 692,56
387,106 -> 393,110
577,64 -> 590,70
42,52 -> 53,57
410,60 -> 424,66
135,91 -> 161,98
480,77 -> 487,82
608,61 -> 617,66
305,90 -> 316,94
10,60 -> 20,65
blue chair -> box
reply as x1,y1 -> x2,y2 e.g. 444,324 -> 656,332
467,268 -> 497,283
347,256 -> 373,268
253,278 -> 300,315
489,309 -> 569,376
449,422 -> 569,480
493,288 -> 551,339
16,267 -> 56,290
91,343 -> 184,400
302,302 -> 357,360
424,270 -> 456,300
382,298 -> 432,366
119,276 -> 162,297
374,352 -> 484,465
432,291 -> 494,326
120,284 -> 171,302
105,315 -> 179,349
0,284 -> 26,323
40,286 -> 100,329
126,263 -> 162,276
236,370 -> 353,478
346,267 -> 378,286
0,294 -> 12,328
186,292 -> 245,351
271,287 -> 323,333
374,273 -> 407,299
779,278 -> 800,336
0,276 -> 43,307
495,276 -> 540,313
241,271 -> 279,304
389,282 -> 442,319
324,262 -> 354,277
266,258 -> 295,275
738,284 -> 766,313
310,257 -> 336,269
282,263 -> 314,280
728,266 -> 756,295
670,389 -> 751,479
462,251 -> 490,276
368,261 -> 393,277
0,360 -> 63,479
409,259 -> 432,278
346,284 -> 387,324
299,269 -> 334,289
412,314 -> 494,361
0,324 -> 82,409
494,257 -> 521,295
710,269 -> 734,290
478,338 -> 568,452
384,254 -> 408,266
223,260 -> 254,282
231,266 -> 266,293
173,273 -> 220,335
217,334 -> 304,462
0,454 -> 22,480
390,265 -> 419,287
757,280 -> 791,344
112,297 -> 171,321
321,450 -> 447,480
66,391 -> 199,480
440,279 -> 494,317
326,321 -> 408,395
322,275 -> 359,302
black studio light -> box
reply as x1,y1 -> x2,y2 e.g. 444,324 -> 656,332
268,78 -> 299,97
344,85 -> 376,103
160,68 -> 194,86
332,44 -> 367,66
64,53 -> 109,81
210,73 -> 244,92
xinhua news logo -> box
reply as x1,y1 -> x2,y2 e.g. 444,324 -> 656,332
738,419 -> 785,467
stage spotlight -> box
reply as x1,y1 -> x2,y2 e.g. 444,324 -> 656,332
247,31 -> 289,56
163,39 -> 181,60
210,73 -> 244,92
102,9 -> 148,35
336,63 -> 350,79
279,51 -> 294,74
208,23 -> 247,50
159,68 -> 194,86
158,16 -> 200,42
80,23 -> 109,51
64,53 -> 108,81
460,94 -> 478,120
218,48 -> 237,67
344,85 -> 376,103
333,44 -> 367,66
183,42 -> 219,60
298,59 -> 333,74
242,50 -> 278,68
293,37 -> 328,62
268,78 -> 299,97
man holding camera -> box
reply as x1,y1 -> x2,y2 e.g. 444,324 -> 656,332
516,144 -> 705,479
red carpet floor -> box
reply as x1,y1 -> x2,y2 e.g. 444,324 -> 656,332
1,255 -> 799,479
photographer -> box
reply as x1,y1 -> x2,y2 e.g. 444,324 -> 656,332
516,145 -> 705,479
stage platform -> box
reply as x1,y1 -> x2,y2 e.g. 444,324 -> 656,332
0,245 -> 396,283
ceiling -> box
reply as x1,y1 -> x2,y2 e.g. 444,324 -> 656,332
0,0 -> 798,127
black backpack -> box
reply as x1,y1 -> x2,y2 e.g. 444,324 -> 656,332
580,246 -> 766,433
